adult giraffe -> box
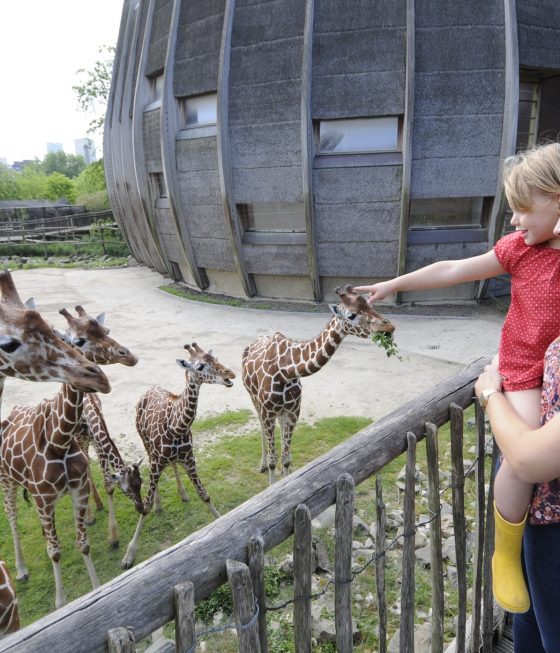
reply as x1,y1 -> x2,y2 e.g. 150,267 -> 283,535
242,285 -> 395,483
0,305 -> 135,609
0,270 -> 109,635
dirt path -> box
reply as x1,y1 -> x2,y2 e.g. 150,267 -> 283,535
2,266 -> 503,460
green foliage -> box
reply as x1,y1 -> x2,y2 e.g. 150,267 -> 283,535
44,172 -> 77,203
17,166 -> 49,199
76,190 -> 110,211
371,331 -> 403,360
41,151 -> 86,179
0,163 -> 21,200
73,45 -> 115,136
75,160 -> 106,194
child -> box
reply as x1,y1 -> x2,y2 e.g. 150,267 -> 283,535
355,141 -> 560,614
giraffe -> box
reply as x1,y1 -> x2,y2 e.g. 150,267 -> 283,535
0,270 -> 109,636
121,343 -> 235,569
0,304 -> 136,609
76,392 -> 144,548
242,285 -> 395,483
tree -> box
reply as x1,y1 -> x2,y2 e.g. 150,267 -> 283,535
75,159 -> 107,195
0,164 -> 21,200
17,165 -> 49,199
45,173 -> 77,204
73,45 -> 115,137
41,151 -> 86,179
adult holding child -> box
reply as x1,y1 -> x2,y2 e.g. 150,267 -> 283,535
355,142 -> 560,617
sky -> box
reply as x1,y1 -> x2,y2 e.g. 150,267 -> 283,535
0,0 -> 125,165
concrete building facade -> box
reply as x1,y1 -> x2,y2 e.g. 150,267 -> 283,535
105,0 -> 560,303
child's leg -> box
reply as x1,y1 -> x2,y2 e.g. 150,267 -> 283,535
494,388 -> 541,522
492,387 -> 541,614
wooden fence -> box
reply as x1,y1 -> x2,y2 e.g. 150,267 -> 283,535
0,357 -> 505,652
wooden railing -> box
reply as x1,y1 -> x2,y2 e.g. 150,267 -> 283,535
0,357 -> 505,652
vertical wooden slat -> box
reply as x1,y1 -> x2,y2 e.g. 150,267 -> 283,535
376,476 -> 387,653
425,422 -> 444,653
248,534 -> 269,653
174,581 -> 195,653
400,432 -> 417,653
450,402 -> 467,653
470,402 -> 486,652
227,559 -> 261,653
107,627 -> 135,652
483,442 -> 500,651
335,473 -> 355,653
293,504 -> 312,653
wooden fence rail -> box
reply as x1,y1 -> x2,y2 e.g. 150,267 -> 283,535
0,356 -> 504,652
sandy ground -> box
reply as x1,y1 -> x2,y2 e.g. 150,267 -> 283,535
1,266 -> 504,461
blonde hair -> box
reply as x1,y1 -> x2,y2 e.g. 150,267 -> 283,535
502,142 -> 560,212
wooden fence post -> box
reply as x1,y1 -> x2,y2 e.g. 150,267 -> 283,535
293,504 -> 312,653
248,534 -> 268,653
174,581 -> 195,653
226,559 -> 261,653
450,402 -> 467,653
376,475 -> 387,653
400,432 -> 417,653
335,473 -> 355,653
107,627 -> 135,652
425,422 -> 444,653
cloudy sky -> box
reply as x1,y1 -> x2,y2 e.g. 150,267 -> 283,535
0,0 -> 124,164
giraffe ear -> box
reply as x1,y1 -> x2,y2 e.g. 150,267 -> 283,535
24,296 -> 36,310
176,358 -> 196,372
133,457 -> 144,468
54,328 -> 71,344
95,312 -> 106,326
328,303 -> 341,317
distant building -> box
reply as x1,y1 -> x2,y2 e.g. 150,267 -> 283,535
11,160 -> 34,172
106,0 -> 560,304
47,142 -> 63,154
74,138 -> 96,165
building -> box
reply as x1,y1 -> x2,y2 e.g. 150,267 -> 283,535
105,0 -> 560,304
74,138 -> 96,165
47,142 -> 63,154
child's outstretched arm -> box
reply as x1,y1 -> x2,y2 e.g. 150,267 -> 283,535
355,250 -> 505,303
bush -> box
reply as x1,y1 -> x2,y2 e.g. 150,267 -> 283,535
76,190 -> 110,211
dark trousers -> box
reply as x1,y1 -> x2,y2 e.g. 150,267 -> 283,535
513,522 -> 560,652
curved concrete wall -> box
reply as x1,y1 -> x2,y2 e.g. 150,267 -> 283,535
106,0 -> 560,303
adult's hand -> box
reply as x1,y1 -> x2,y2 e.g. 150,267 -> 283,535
353,281 -> 395,304
474,365 -> 504,403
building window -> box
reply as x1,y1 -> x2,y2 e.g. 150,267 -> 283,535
517,79 -> 540,151
151,172 -> 167,199
238,203 -> 305,232
149,74 -> 164,104
317,117 -> 400,154
409,197 -> 492,229
184,94 -> 217,127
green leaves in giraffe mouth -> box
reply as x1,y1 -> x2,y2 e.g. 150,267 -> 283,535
371,331 -> 402,360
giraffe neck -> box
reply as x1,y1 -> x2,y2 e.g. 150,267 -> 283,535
85,395 -> 127,476
169,375 -> 200,435
47,383 -> 84,451
280,317 -> 345,379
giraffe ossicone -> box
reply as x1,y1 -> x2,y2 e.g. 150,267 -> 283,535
121,343 -> 235,570
242,285 -> 395,484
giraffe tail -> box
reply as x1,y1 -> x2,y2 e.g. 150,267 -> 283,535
22,488 -> 31,506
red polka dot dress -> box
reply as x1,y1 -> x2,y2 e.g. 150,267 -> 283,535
494,231 -> 560,392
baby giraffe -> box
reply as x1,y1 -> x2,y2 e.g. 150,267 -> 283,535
121,343 -> 235,569
0,305 -> 135,609
242,285 -> 395,483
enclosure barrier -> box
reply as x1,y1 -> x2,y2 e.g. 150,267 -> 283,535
0,356 -> 506,652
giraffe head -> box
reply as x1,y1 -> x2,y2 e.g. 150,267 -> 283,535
177,342 -> 236,387
59,305 -> 138,367
329,285 -> 395,338
0,271 -> 110,393
109,459 -> 145,515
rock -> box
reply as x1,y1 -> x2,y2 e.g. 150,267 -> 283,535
312,614 -> 360,644
388,621 -> 432,653
442,536 -> 456,564
312,504 -> 336,530
279,554 -> 293,575
353,514 -> 370,535
312,536 -> 330,572
415,543 -> 432,567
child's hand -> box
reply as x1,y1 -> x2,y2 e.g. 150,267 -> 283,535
354,281 -> 395,304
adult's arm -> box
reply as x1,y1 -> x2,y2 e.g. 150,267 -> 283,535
475,368 -> 560,483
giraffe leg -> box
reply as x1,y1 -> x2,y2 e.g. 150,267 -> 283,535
86,470 -> 104,525
172,463 -> 189,503
154,487 -> 162,513
180,461 -> 220,518
121,467 -> 160,569
279,403 -> 300,477
105,489 -> 119,548
258,414 -> 277,484
70,487 -> 99,590
0,562 -> 20,635
1,479 -> 28,581
38,505 -> 66,609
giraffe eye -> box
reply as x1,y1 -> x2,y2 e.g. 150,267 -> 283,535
195,362 -> 206,371
73,337 -> 87,348
0,337 -> 21,354
347,312 -> 356,321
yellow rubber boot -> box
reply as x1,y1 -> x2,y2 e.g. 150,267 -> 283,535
492,502 -> 530,613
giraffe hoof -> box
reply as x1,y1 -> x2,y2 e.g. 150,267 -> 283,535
259,465 -> 268,473
121,560 -> 133,570
108,540 -> 119,550
85,517 -> 96,526
16,573 -> 29,582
